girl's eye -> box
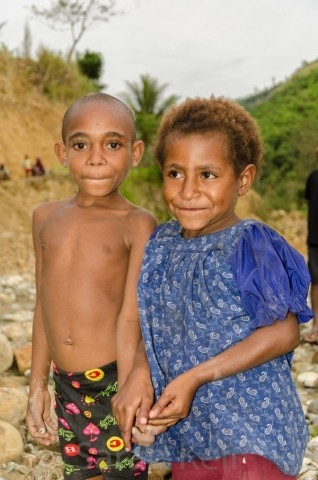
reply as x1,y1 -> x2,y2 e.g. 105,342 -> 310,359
202,171 -> 215,179
167,169 -> 181,178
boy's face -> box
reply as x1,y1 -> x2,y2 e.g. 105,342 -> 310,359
55,101 -> 143,199
162,133 -> 255,238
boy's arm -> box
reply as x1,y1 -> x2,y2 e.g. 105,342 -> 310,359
148,312 -> 299,424
112,339 -> 157,451
116,209 -> 156,386
26,208 -> 57,445
113,210 -> 156,449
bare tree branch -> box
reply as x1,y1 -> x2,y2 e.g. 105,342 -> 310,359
31,0 -> 118,64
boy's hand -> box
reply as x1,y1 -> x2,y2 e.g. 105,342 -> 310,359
26,388 -> 58,446
148,372 -> 198,425
131,423 -> 168,447
112,370 -> 154,452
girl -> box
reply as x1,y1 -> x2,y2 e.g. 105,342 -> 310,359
114,97 -> 313,480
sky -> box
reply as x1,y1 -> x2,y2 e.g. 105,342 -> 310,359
2,0 -> 318,101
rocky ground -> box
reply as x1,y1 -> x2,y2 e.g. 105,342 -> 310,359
0,177 -> 317,479
0,273 -> 317,480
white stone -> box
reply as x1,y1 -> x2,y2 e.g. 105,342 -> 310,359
0,333 -> 13,374
0,274 -> 25,287
1,322 -> 32,343
0,420 -> 24,463
297,371 -> 318,388
0,387 -> 28,425
2,310 -> 33,322
0,291 -> 16,304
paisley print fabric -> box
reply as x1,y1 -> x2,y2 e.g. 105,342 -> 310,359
134,219 -> 312,476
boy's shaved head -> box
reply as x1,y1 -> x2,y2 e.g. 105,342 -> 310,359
61,93 -> 136,143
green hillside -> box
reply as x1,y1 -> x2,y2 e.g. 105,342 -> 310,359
240,60 -> 318,214
1,43 -> 318,219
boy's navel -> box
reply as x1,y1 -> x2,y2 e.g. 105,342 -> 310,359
64,337 -> 74,345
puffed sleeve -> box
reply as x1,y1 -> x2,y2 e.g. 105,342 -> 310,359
229,222 -> 313,328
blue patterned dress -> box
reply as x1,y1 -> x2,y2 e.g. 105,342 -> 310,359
134,219 -> 313,476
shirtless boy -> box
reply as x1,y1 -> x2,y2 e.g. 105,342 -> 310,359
25,93 -> 157,480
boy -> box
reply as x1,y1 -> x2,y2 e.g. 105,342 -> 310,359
26,93 -> 156,479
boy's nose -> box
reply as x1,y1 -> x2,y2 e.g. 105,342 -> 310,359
88,147 -> 107,165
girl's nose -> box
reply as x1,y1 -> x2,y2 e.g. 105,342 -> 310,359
180,177 -> 199,199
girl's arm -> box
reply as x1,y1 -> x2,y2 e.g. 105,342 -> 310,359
148,312 -> 299,424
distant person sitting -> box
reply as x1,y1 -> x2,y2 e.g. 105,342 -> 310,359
304,146 -> 318,343
0,163 -> 11,180
32,157 -> 46,176
22,154 -> 32,177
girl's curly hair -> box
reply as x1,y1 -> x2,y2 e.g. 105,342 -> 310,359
154,96 -> 264,178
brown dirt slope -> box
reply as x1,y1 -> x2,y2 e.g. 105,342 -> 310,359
0,176 -> 76,275
0,82 -> 307,275
0,91 -> 64,179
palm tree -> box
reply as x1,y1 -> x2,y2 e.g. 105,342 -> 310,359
122,74 -> 178,146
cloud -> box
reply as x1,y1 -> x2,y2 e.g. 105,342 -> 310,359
2,0 -> 318,100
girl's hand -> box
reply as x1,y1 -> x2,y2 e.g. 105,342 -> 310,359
148,371 -> 198,424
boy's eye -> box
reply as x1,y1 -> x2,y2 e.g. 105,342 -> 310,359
74,142 -> 86,150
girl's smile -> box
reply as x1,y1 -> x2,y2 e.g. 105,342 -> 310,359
162,133 -> 255,238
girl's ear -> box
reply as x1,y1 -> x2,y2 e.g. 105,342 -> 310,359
238,164 -> 256,196
131,140 -> 145,168
54,142 -> 68,168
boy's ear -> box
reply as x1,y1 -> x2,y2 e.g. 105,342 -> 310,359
238,164 -> 256,196
131,140 -> 145,167
54,142 -> 68,168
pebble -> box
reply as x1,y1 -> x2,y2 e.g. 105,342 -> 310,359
0,273 -> 317,479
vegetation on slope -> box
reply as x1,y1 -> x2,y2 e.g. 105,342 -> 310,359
241,60 -> 318,214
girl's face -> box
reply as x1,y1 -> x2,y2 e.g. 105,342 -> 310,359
162,133 -> 255,238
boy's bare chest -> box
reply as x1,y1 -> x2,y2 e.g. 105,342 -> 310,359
41,208 -> 130,260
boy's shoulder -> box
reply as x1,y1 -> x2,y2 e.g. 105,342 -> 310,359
119,203 -> 157,250
125,204 -> 157,232
32,197 -> 73,223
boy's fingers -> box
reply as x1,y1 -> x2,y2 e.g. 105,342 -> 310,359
148,424 -> 167,435
43,414 -> 58,431
132,426 -> 155,447
27,414 -> 45,435
119,412 -> 136,451
136,401 -> 151,427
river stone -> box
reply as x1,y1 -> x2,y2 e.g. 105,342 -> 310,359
297,371 -> 318,388
0,420 -> 24,463
14,343 -> 32,374
1,321 -> 32,344
308,400 -> 318,415
0,387 -> 28,425
0,333 -> 13,374
0,376 -> 28,388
